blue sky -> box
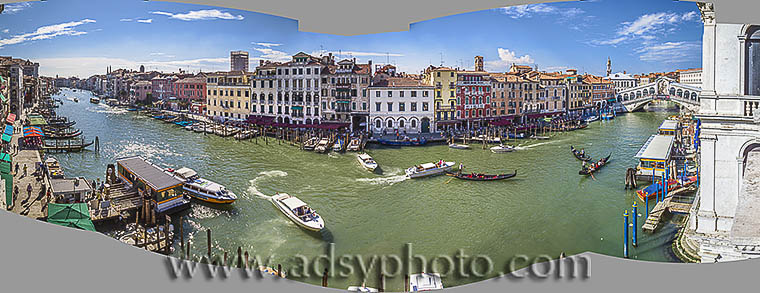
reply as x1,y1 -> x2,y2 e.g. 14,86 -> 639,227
0,0 -> 703,78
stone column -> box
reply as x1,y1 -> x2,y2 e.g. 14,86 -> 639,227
697,133 -> 718,233
698,2 -> 717,111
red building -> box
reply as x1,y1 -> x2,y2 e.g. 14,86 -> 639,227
456,71 -> 492,128
172,77 -> 206,104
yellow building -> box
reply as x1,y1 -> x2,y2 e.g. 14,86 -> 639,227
206,71 -> 253,121
423,66 -> 458,122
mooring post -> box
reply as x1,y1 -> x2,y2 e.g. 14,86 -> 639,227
623,210 -> 629,258
404,274 -> 410,292
244,251 -> 249,269
645,196 -> 649,217
632,202 -> 638,247
379,272 -> 385,292
237,247 -> 242,268
179,216 -> 184,258
321,268 -> 328,287
207,228 -> 212,260
277,264 -> 282,278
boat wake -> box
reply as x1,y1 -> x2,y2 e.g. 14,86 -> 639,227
91,104 -> 127,115
246,170 -> 288,199
355,174 -> 408,186
516,139 -> 565,150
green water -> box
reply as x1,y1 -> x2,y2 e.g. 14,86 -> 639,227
50,88 -> 682,290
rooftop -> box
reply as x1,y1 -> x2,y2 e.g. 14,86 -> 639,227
635,135 -> 674,161
116,156 -> 182,191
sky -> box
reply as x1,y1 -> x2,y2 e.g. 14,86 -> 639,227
0,0 -> 703,78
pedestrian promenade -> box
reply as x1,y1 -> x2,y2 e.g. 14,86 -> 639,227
7,110 -> 51,219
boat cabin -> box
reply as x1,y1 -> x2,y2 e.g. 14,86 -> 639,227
657,120 -> 679,136
281,196 -> 313,219
635,135 -> 675,180
116,156 -> 189,214
173,167 -> 199,181
50,177 -> 93,204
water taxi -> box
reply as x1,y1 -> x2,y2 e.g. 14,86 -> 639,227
406,160 -> 455,179
269,193 -> 324,232
347,137 -> 362,151
303,137 -> 319,151
584,115 -> 599,123
169,167 -> 237,204
490,144 -> 514,153
90,97 -> 100,104
315,138 -> 330,153
347,285 -> 379,292
408,273 -> 443,291
357,153 -> 378,172
332,138 -> 344,152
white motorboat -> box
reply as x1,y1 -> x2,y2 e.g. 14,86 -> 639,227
170,167 -> 237,204
347,286 -> 379,292
192,124 -> 206,133
448,143 -> 470,150
490,144 -> 515,153
184,125 -> 194,131
269,193 -> 325,232
204,126 -> 215,134
408,273 -> 443,291
405,161 -> 455,179
357,153 -> 378,172
332,139 -> 344,152
530,135 -> 550,140
347,138 -> 362,151
303,137 -> 319,151
585,115 -> 599,123
314,138 -> 330,153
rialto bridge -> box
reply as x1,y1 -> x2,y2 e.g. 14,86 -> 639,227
615,77 -> 701,112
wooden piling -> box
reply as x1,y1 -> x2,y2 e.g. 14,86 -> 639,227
277,264 -> 282,278
321,268 -> 328,287
404,274 -> 410,292
237,247 -> 243,268
206,228 -> 212,260
179,216 -> 184,258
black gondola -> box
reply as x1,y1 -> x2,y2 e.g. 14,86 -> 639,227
570,146 -> 592,161
446,170 -> 517,181
44,121 -> 76,128
579,154 -> 611,175
44,130 -> 83,139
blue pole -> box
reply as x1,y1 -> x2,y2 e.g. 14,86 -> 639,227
664,173 -> 668,199
632,202 -> 638,247
645,195 -> 649,217
623,210 -> 629,258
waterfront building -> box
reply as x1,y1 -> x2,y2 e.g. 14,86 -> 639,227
684,2 -> 760,262
422,65 -> 458,126
584,74 -> 615,107
605,72 -> 638,93
526,71 -> 565,114
563,69 -> 588,117
321,56 -> 372,130
150,75 -> 177,101
0,58 -> 23,115
677,68 -> 703,88
368,75 -> 435,134
172,76 -> 206,105
230,50 -> 249,72
456,70 -> 492,128
205,71 -> 253,121
252,60 -> 279,119
130,81 -> 152,103
272,52 -> 325,125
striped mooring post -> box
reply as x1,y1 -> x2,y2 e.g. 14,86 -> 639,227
623,210 -> 629,258
645,195 -> 649,217
632,202 -> 638,247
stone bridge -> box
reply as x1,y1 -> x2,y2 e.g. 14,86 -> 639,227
615,77 -> 701,112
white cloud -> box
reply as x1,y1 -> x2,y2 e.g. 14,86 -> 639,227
254,42 -> 281,47
0,19 -> 96,48
2,29 -> 9,34
253,47 -> 291,62
484,48 -> 534,71
635,41 -> 701,63
499,4 -> 584,20
3,2 -> 32,14
120,18 -> 133,22
36,56 -> 230,77
591,11 -> 700,47
318,51 -> 404,58
137,19 -> 153,24
150,9 -> 244,21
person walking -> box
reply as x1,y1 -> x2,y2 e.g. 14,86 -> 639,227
14,162 -> 18,176
26,183 -> 32,199
23,163 -> 27,177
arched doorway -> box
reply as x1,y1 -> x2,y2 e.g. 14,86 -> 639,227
421,118 -> 431,133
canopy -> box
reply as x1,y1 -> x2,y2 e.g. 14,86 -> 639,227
0,93 -> 7,104
1,133 -> 10,143
281,197 -> 307,210
6,113 -> 16,124
23,126 -> 44,138
3,124 -> 12,136
46,203 -> 96,231
0,152 -> 11,163
28,115 -> 47,126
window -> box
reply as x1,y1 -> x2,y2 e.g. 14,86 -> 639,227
399,91 -> 405,97
399,102 -> 405,112
375,91 -> 380,97
422,91 -> 429,97
376,102 -> 381,112
422,102 -> 429,111
387,91 -> 392,97
748,26 -> 760,95
387,120 -> 393,128
387,102 -> 393,112
399,120 -> 405,128
411,91 -> 417,97
411,102 -> 417,112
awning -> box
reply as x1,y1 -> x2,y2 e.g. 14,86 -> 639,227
6,113 -> 16,124
0,93 -> 6,103
3,124 -> 12,136
47,203 -> 96,231
0,152 -> 11,163
1,133 -> 10,143
28,115 -> 47,126
23,126 -> 44,137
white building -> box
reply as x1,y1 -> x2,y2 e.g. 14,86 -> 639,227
273,52 -> 324,125
605,72 -> 638,93
369,75 -> 435,135
684,2 -> 760,262
678,68 -> 703,88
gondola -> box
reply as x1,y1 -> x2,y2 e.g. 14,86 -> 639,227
446,170 -> 517,181
579,154 -> 611,175
570,146 -> 592,161
44,129 -> 83,139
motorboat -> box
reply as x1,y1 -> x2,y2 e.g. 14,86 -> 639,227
357,153 -> 378,172
269,193 -> 325,232
490,144 -> 515,153
408,273 -> 443,291
44,157 -> 64,179
530,135 -> 550,140
347,137 -> 362,151
169,167 -> 238,204
584,115 -> 599,123
314,138 -> 330,153
192,124 -> 206,133
303,137 -> 319,151
184,125 -> 194,131
332,138 -> 344,152
448,143 -> 470,150
405,160 -> 455,179
90,97 -> 100,104
258,266 -> 287,278
347,285 -> 379,292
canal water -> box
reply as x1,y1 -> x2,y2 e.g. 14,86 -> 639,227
51,88 -> 683,289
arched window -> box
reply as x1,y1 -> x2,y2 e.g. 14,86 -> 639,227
386,119 -> 393,128
747,26 -> 760,95
375,119 -> 381,128
399,119 -> 405,128
411,119 -> 417,128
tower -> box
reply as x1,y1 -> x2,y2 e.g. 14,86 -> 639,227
139,65 -> 145,73
474,56 -> 484,71
606,57 -> 611,76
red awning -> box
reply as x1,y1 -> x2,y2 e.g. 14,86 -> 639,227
6,113 -> 16,124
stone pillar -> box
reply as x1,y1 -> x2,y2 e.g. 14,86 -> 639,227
698,2 -> 717,109
697,133 -> 717,233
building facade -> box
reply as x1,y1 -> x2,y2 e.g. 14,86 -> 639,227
369,76 -> 435,135
252,60 -> 279,119
456,71 -> 492,128
423,66 -> 458,123
205,71 -> 253,121
274,52 -> 324,125
172,76 -> 206,104
321,56 -> 372,130
230,51 -> 249,72
678,68 -> 703,88
130,81 -> 152,102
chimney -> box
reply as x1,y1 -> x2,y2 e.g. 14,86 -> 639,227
353,57 -> 356,63
260,60 -> 264,66
474,56 -> 484,72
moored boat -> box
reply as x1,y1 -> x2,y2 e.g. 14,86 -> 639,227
332,138 -> 344,152
377,137 -> 427,146
448,143 -> 470,150
90,97 -> 100,104
357,153 -> 378,172
446,170 -> 517,181
347,285 -> 379,292
636,176 -> 697,201
269,193 -> 324,232
314,138 -> 330,153
169,167 -> 237,204
303,137 -> 319,151
347,137 -> 362,151
585,115 -> 599,123
405,160 -> 455,178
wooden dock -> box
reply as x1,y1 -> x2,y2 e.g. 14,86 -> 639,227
89,182 -> 141,222
642,186 -> 696,233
